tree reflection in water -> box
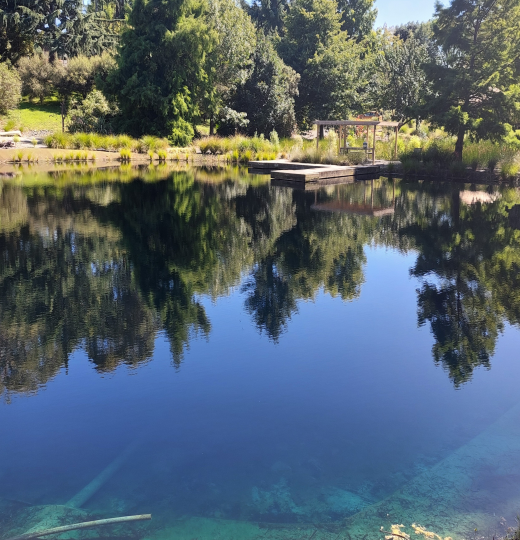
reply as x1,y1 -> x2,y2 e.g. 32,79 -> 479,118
1,168 -> 520,397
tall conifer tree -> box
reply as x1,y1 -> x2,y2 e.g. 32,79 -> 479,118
105,0 -> 216,143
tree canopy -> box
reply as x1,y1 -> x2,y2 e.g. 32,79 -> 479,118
0,0 -> 118,62
424,0 -> 520,157
105,0 -> 216,143
280,0 -> 366,127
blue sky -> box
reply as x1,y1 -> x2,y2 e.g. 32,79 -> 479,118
375,0 -> 437,27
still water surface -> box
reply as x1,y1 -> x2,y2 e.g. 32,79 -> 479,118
1,166 -> 520,540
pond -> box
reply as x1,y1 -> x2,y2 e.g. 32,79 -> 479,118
1,165 -> 520,540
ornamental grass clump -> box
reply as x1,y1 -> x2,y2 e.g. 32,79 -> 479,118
500,161 -> 520,180
45,132 -> 70,149
119,148 -> 131,162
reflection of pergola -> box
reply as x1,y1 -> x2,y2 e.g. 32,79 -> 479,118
315,120 -> 400,163
311,180 -> 395,217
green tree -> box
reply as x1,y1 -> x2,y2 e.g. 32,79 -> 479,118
425,0 -> 520,158
53,53 -> 116,130
336,0 -> 376,40
66,89 -> 118,133
105,0 -> 216,144
280,0 -> 365,128
204,0 -> 257,134
371,28 -> 432,125
16,53 -> 58,103
246,0 -> 288,32
226,31 -> 299,137
0,0 -> 117,62
0,63 -> 22,115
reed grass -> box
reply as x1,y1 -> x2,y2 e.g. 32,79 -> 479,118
44,132 -> 169,153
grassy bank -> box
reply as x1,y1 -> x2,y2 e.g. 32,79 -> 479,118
1,98 -> 62,132
395,138 -> 520,179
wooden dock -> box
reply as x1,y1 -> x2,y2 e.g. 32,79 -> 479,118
248,160 -> 380,184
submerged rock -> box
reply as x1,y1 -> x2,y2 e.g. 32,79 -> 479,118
250,478 -> 304,516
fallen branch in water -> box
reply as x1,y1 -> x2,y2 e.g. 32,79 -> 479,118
4,514 -> 152,540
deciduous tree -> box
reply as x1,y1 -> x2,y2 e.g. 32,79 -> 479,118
336,0 -> 376,40
204,0 -> 257,134
0,63 -> 22,115
425,0 -> 520,158
371,28 -> 433,125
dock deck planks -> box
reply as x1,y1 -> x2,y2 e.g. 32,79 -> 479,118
248,160 -> 380,183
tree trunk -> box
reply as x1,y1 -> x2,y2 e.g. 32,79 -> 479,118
454,125 -> 465,160
209,118 -> 215,136
61,100 -> 65,133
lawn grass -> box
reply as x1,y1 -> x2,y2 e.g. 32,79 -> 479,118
1,98 -> 62,133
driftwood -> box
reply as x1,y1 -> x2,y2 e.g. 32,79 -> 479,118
4,514 -> 152,540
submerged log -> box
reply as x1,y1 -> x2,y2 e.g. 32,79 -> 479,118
4,514 -> 152,540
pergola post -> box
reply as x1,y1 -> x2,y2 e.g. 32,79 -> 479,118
372,125 -> 376,164
316,123 -> 319,151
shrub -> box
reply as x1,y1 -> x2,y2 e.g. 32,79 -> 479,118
4,119 -> 16,131
450,161 -> 467,176
67,90 -> 118,134
407,135 -> 422,149
169,118 -> 194,147
60,54 -> 116,99
17,53 -> 57,103
401,157 -> 422,174
0,64 -> 22,115
501,162 -> 519,180
119,148 -> 131,162
157,149 -> 167,161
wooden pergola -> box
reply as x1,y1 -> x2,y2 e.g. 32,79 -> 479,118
315,120 -> 400,164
